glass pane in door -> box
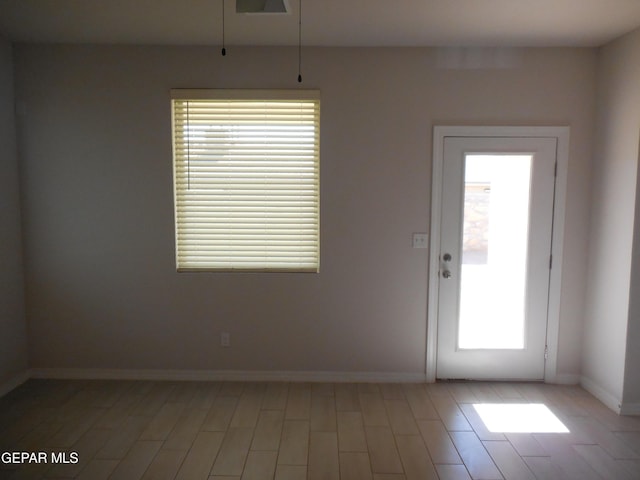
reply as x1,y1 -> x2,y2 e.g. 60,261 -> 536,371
458,154 -> 532,349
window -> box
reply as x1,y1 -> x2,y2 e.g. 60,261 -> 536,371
171,89 -> 320,272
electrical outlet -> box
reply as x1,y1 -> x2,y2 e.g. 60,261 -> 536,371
220,332 -> 230,347
412,233 -> 429,249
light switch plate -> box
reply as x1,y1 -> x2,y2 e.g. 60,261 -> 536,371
412,233 -> 428,249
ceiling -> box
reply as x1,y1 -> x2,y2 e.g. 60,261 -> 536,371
1,0 -> 640,48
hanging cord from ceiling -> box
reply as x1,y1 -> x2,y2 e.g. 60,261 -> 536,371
220,0 -> 304,79
221,0 -> 227,56
297,0 -> 302,82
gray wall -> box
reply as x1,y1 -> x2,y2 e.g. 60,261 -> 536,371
615,28 -> 640,407
14,45 -> 595,376
582,28 -> 640,407
0,37 -> 28,387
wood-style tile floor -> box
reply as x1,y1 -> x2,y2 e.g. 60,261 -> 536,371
1,380 -> 640,479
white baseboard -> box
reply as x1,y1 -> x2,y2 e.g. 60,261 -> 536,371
0,370 -> 30,398
580,375 -> 622,414
29,368 -> 427,384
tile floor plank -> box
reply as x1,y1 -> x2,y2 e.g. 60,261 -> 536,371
163,407 -> 207,450
615,431 -> 640,456
277,420 -> 309,466
435,464 -> 473,480
285,384 -> 311,420
483,440 -> 535,480
619,459 -> 640,478
141,448 -> 187,480
459,403 -> 506,441
417,419 -> 462,464
522,456 -> 571,480
504,433 -> 547,457
175,431 -> 225,480
95,415 -> 151,459
514,383 -> 552,403
308,431 -> 340,480
358,384 -> 381,394
166,381 -> 199,404
211,427 -> 254,477
335,384 -> 361,412
274,464 -> 306,480
385,399 -> 419,435
310,394 -> 337,432
47,406 -> 105,448
108,440 -> 162,480
261,383 -> 289,411
337,411 -> 368,452
93,391 -> 145,429
139,402 -> 185,441
533,433 -> 603,480
402,384 -> 439,420
44,427 -> 111,478
339,452 -> 373,480
219,382 -> 245,397
573,444 -> 636,480
365,426 -> 404,474
75,459 -> 119,480
447,384 -> 479,404
230,390 -> 263,429
571,416 -> 640,459
449,431 -> 503,480
240,451 -> 278,480
395,434 -> 438,480
312,383 -> 335,398
379,384 -> 405,400
188,382 -> 220,410
491,384 -> 524,401
467,384 -> 501,403
202,396 -> 239,432
132,383 -> 176,417
251,410 -> 284,451
431,396 -> 473,432
359,393 -> 390,427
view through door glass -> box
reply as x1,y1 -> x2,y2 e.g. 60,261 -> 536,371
459,154 -> 532,349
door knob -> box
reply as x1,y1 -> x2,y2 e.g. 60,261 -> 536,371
442,270 -> 452,279
443,253 -> 452,262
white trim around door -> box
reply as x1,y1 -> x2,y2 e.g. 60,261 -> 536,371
427,126 -> 570,383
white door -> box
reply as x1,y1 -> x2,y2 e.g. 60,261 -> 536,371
436,136 -> 557,380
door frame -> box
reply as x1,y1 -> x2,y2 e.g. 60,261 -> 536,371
426,126 -> 570,383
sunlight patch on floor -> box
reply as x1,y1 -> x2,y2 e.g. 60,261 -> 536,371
473,403 -> 570,433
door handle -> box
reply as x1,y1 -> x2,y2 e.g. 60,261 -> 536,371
441,253 -> 452,279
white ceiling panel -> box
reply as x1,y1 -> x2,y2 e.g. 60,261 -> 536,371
0,0 -> 639,47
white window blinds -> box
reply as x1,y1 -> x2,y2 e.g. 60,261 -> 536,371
171,90 -> 320,272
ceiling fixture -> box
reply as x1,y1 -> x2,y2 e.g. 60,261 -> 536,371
236,0 -> 289,14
